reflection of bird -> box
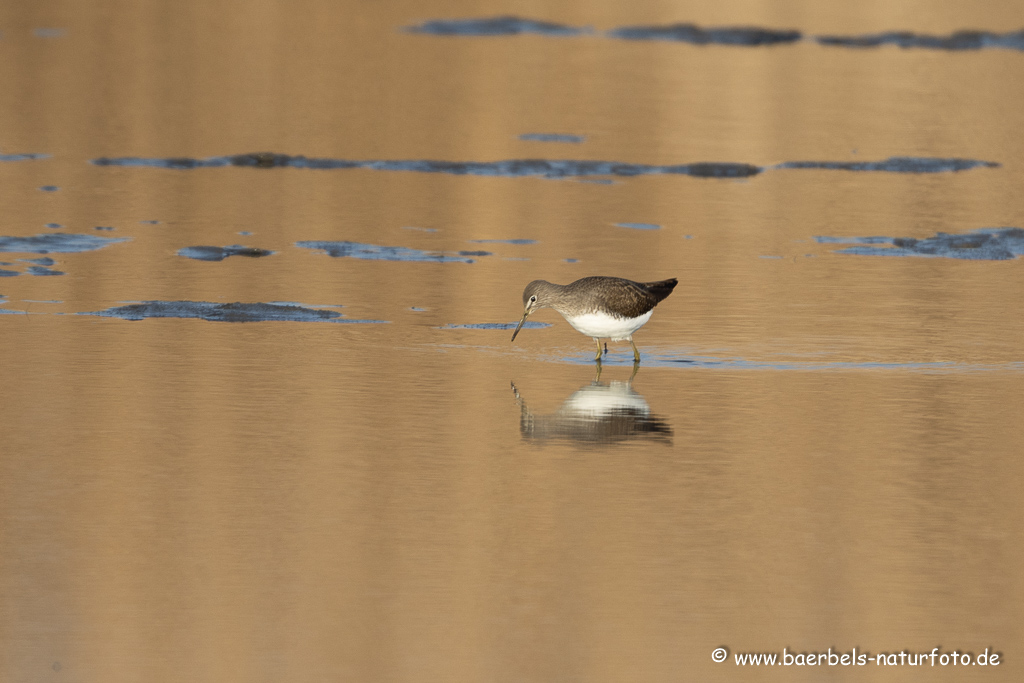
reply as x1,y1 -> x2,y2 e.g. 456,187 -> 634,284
511,276 -> 677,363
511,379 -> 672,445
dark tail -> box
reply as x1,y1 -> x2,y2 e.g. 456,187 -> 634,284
644,278 -> 678,303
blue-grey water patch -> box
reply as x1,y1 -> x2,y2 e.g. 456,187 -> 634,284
94,226 -> 114,231
553,350 -> 1024,373
520,133 -> 586,143
439,322 -> 553,331
297,240 -> 476,263
458,250 -> 492,257
140,220 -> 160,225
615,222 -> 661,230
411,307 -> 428,312
26,266 -> 64,276
0,152 -> 48,162
469,238 -> 537,244
0,233 -> 129,253
91,154 -> 998,179
45,223 -> 62,229
82,301 -> 388,323
403,226 -> 438,233
39,185 -> 59,192
0,269 -> 19,277
22,257 -> 56,265
609,23 -> 801,46
406,16 -> 588,36
816,228 -> 1024,260
816,29 -> 1024,50
776,157 -> 998,173
34,28 -> 66,38
93,154 -> 763,178
238,230 -> 252,235
404,17 -> 1024,52
564,258 -> 579,263
178,245 -> 274,261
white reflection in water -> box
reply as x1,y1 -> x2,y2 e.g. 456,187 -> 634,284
511,373 -> 672,446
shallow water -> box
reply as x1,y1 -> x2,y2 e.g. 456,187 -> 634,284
1,1 -> 1023,681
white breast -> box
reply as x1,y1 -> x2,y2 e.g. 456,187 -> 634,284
562,310 -> 653,340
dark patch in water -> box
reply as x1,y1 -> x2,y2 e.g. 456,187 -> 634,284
0,233 -> 129,253
94,154 -> 763,179
92,154 -> 999,179
45,223 -> 62,229
777,157 -> 999,173
140,220 -> 160,225
27,266 -> 64,276
83,301 -> 387,323
94,226 -> 114,231
616,222 -> 661,230
609,23 -> 802,45
816,227 -> 1024,260
178,245 -> 275,261
406,16 -> 587,36
0,269 -> 19,277
22,257 -> 56,265
440,322 -> 553,330
564,258 -> 579,263
39,185 -> 59,192
458,250 -> 492,257
816,30 -> 1024,51
0,152 -> 48,162
520,133 -> 586,143
469,238 -> 537,244
814,235 -> 893,244
297,240 -> 476,263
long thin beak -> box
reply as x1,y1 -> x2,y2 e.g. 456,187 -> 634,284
510,311 -> 530,342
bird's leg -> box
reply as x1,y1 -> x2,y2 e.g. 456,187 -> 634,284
629,360 -> 639,382
603,342 -> 608,355
593,338 -> 603,362
629,337 -> 641,364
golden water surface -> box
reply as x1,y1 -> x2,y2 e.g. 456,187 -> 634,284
1,1 -> 1022,681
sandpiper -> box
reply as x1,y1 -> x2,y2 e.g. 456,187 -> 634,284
511,276 -> 677,363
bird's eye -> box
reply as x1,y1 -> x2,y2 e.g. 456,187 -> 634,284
529,296 -> 536,303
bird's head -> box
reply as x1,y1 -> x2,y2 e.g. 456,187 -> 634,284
511,280 -> 551,342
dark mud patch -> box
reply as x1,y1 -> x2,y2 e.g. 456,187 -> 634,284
82,301 -> 388,323
0,152 -> 48,162
93,154 -> 764,179
777,157 -> 998,173
817,29 -> 1024,50
297,240 -> 476,263
468,239 -> 537,244
0,233 -> 129,253
178,245 -> 274,261
816,227 -> 1024,260
406,16 -> 588,36
609,23 -> 801,45
615,222 -> 661,230
26,266 -> 63,276
93,153 -> 999,179
519,133 -> 585,143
